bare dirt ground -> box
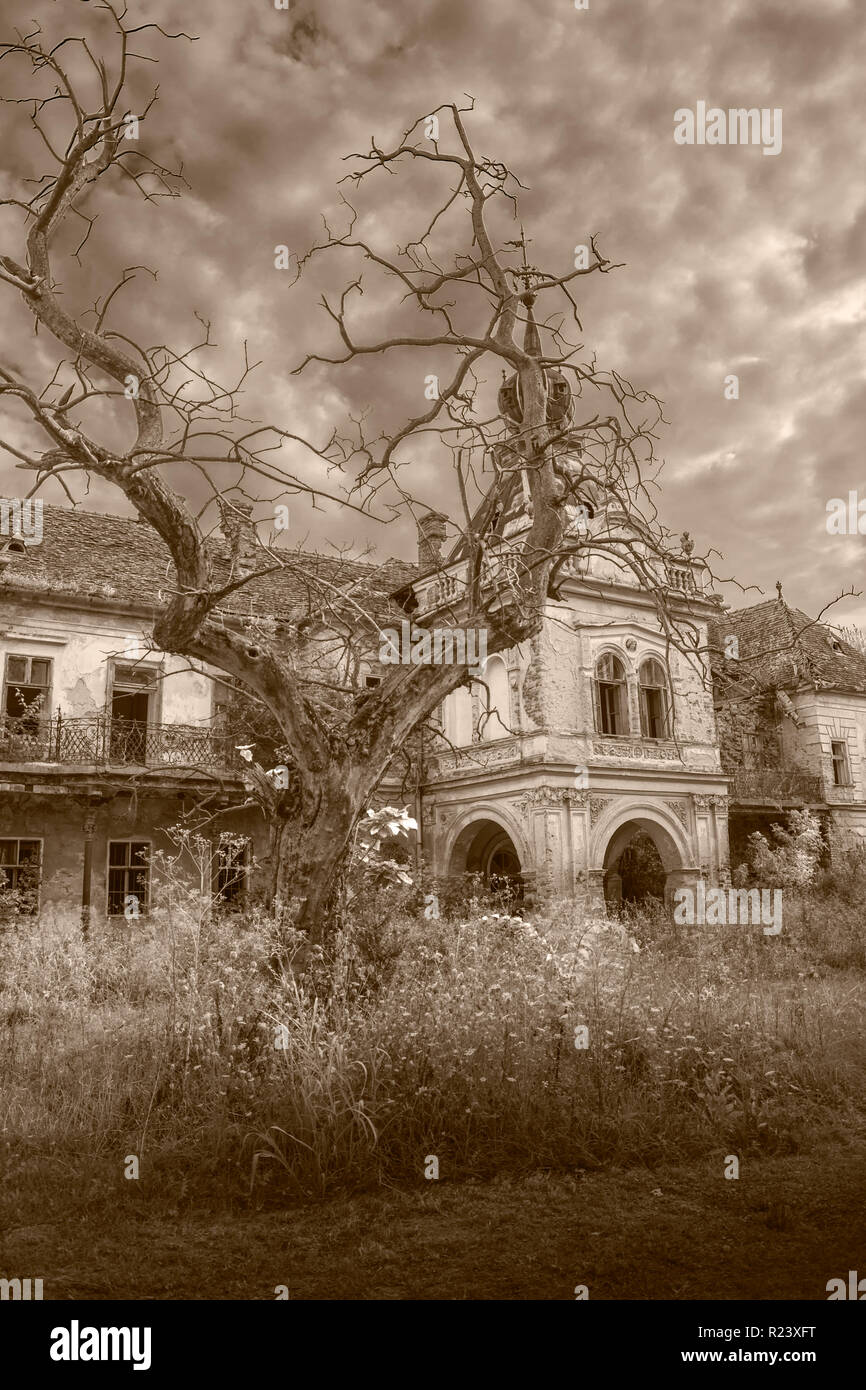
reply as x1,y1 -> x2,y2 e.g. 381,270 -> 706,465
7,1138 -> 865,1300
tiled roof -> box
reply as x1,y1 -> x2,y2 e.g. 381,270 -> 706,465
709,598 -> 866,695
0,504 -> 416,627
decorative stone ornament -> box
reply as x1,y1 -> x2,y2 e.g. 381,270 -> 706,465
497,292 -> 574,431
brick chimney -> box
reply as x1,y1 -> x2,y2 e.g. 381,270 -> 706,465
218,498 -> 258,577
416,511 -> 448,570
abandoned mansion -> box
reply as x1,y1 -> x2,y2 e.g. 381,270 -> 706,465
1,473 -> 864,925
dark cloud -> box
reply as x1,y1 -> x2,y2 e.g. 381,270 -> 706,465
0,0 -> 863,623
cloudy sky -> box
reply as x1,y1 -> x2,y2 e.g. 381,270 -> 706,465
1,0 -> 864,627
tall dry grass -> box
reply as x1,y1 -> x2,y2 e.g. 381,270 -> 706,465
0,885 -> 864,1227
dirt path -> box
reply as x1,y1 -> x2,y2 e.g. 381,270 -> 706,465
7,1140 -> 865,1300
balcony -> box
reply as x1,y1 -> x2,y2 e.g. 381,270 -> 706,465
728,766 -> 825,807
0,714 -> 241,772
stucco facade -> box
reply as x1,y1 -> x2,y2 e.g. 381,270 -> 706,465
2,505 -> 864,922
422,567 -> 729,912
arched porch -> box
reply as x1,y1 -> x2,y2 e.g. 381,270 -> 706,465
590,802 -> 700,916
446,808 -> 528,905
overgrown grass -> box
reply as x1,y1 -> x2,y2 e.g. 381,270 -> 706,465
1,886 -> 864,1232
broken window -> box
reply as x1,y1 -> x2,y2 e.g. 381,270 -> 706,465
215,839 -> 249,909
742,731 -> 770,768
0,838 -> 41,913
3,654 -> 51,732
107,840 -> 150,916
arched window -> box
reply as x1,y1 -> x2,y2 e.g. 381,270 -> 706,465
445,683 -> 474,747
594,652 -> 628,736
480,656 -> 511,741
639,657 -> 671,739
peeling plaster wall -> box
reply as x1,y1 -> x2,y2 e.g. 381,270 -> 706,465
0,598 -> 217,724
437,588 -> 721,762
540,591 -> 721,766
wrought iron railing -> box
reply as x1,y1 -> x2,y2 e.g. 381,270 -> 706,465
729,767 -> 825,805
0,714 -> 240,770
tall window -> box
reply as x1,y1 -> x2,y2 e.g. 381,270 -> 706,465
109,664 -> 159,763
480,656 -> 511,741
107,841 -> 150,916
743,732 -> 766,768
215,839 -> 249,908
638,658 -> 671,739
3,654 -> 52,731
594,653 -> 628,736
445,683 -> 474,746
0,838 -> 41,912
212,677 -> 232,728
831,739 -> 852,787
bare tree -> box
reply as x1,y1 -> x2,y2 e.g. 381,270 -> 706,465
0,4 -> 709,937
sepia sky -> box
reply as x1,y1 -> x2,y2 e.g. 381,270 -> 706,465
0,0 -> 864,627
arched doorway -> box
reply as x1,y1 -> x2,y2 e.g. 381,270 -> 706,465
610,831 -> 666,909
598,813 -> 687,917
449,817 -> 524,906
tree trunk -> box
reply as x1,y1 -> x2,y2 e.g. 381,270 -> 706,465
266,781 -> 359,942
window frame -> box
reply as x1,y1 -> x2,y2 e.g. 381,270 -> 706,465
0,836 -> 42,912
2,653 -> 53,728
830,739 -> 852,787
214,838 -> 250,910
106,838 -> 151,917
593,652 -> 629,737
106,658 -> 163,724
106,659 -> 163,765
638,656 -> 672,740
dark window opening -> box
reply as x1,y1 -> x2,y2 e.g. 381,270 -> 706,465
595,653 -> 627,736
639,657 -> 671,739
215,840 -> 249,908
0,838 -> 41,913
107,840 -> 149,916
3,654 -> 52,733
109,664 -> 158,763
